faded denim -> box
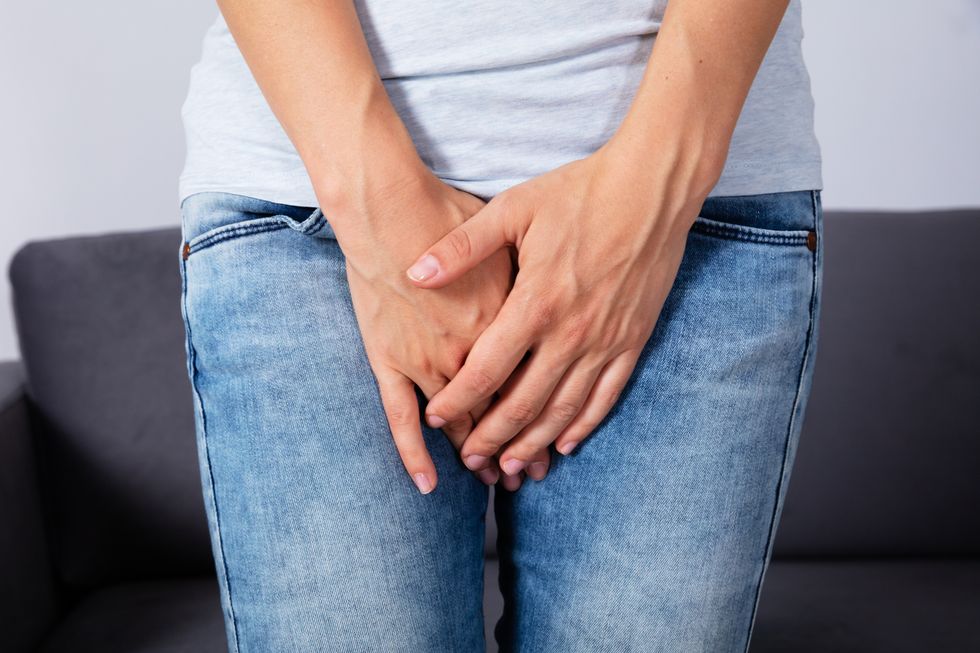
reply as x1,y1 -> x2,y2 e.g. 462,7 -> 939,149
178,188 -> 823,652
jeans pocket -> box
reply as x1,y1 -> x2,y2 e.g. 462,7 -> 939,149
689,215 -> 817,252
688,189 -> 820,252
179,192 -> 334,260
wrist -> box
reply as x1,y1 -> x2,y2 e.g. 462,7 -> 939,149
303,84 -> 431,222
595,127 -> 724,243
319,170 -> 481,283
606,118 -> 727,201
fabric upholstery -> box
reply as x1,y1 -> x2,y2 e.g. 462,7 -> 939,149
0,360 -> 61,651
752,560 -> 980,652
9,228 -> 212,589
37,578 -> 226,653
772,210 -> 980,557
482,211 -> 980,560
4,210 -> 979,652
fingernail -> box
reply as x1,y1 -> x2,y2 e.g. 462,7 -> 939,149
501,458 -> 526,476
427,414 -> 446,428
557,441 -> 578,455
407,254 -> 439,282
413,472 -> 434,495
464,454 -> 488,471
477,467 -> 499,485
527,462 -> 548,480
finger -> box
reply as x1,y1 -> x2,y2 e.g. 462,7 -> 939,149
417,377 -> 501,485
438,415 -> 474,451
405,192 -> 526,288
459,348 -> 572,474
436,413 -> 501,486
498,357 -> 602,469
468,396 -> 502,485
376,370 -> 437,495
553,349 -> 641,456
416,375 -> 469,450
499,470 -> 525,493
470,395 -> 494,422
425,294 -> 535,428
523,447 -> 551,482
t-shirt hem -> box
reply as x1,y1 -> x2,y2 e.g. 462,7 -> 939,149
708,159 -> 824,197
178,159 -> 823,209
179,180 -> 320,210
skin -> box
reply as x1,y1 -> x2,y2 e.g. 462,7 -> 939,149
408,0 -> 792,481
217,0 -> 790,493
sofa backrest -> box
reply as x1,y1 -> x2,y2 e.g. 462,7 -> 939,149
9,211 -> 979,591
772,209 -> 980,557
9,227 -> 212,590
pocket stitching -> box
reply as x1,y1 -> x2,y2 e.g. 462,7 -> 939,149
185,209 -> 328,257
690,215 -> 811,247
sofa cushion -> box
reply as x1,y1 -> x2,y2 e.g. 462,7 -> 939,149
773,210 -> 980,557
751,559 -> 980,652
0,360 -> 61,652
9,227 -> 212,588
37,577 -> 226,653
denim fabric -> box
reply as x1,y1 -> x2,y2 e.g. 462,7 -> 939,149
178,188 -> 823,652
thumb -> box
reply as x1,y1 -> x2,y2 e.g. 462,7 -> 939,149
405,195 -> 517,288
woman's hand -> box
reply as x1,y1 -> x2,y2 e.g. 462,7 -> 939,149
218,0 -> 787,492
338,169 -> 552,494
402,0 -> 791,480
215,0 -> 555,494
404,137 -> 720,478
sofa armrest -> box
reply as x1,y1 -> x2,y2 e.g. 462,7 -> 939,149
0,359 -> 61,652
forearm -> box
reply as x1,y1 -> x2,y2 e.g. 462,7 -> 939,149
608,0 -> 790,216
216,0 -> 426,219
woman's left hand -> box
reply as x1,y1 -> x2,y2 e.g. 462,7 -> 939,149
405,136 -> 721,480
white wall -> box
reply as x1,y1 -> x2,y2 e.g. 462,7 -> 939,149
0,1 -> 220,360
803,0 -> 980,210
2,0 -> 979,361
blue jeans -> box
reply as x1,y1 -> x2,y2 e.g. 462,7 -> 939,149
178,188 -> 823,652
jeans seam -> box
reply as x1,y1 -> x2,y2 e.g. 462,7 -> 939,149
189,221 -> 292,256
186,211 -> 331,257
689,219 -> 811,246
740,196 -> 820,652
180,251 -> 243,653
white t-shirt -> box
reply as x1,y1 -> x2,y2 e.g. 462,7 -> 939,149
178,0 -> 822,207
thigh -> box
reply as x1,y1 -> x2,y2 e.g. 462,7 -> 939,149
178,192 -> 488,653
495,191 -> 824,652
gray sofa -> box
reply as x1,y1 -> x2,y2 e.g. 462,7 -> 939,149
2,210 -> 978,652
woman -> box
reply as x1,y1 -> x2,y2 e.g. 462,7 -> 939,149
177,0 -> 823,650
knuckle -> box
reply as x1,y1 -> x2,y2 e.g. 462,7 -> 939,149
385,403 -> 413,427
467,367 -> 499,397
598,385 -> 624,409
416,357 -> 439,379
444,229 -> 473,262
596,329 -> 621,353
528,300 -> 559,332
503,397 -> 539,426
560,314 -> 591,353
550,399 -> 582,423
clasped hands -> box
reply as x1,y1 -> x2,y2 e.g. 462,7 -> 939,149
343,138 -> 712,495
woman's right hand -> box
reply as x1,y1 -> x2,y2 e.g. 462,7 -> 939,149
215,0 -> 545,494
331,168 -> 549,494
